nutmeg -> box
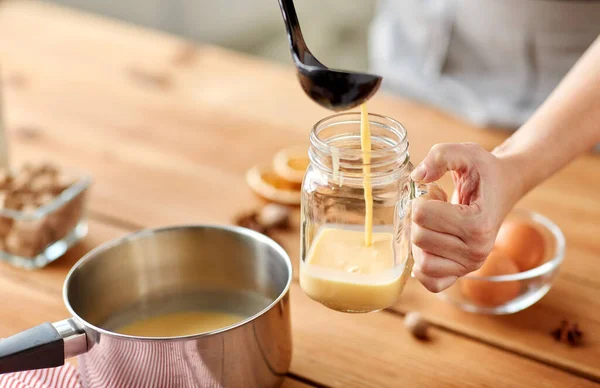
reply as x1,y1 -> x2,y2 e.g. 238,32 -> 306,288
404,312 -> 430,340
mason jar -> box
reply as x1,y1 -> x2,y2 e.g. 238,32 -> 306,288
300,112 -> 434,313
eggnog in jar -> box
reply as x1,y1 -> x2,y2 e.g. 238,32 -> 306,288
300,227 -> 405,312
300,105 -> 412,313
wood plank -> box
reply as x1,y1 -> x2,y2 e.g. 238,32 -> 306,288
288,283 -> 597,388
393,278 -> 600,381
0,0 -> 598,383
0,220 -> 595,387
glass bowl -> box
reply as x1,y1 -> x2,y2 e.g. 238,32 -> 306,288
437,209 -> 566,315
0,172 -> 91,269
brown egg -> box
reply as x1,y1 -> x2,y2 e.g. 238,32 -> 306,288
461,249 -> 521,307
495,220 -> 545,272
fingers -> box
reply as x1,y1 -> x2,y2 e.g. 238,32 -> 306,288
411,223 -> 472,269
412,197 -> 473,237
412,259 -> 458,293
408,142 -> 499,293
412,245 -> 469,278
411,143 -> 478,183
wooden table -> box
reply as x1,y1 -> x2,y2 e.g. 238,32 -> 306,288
0,1 -> 599,387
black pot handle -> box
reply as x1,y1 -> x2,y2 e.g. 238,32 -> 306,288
0,322 -> 64,374
0,319 -> 86,374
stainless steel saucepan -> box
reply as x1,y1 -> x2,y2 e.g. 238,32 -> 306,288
0,225 -> 293,387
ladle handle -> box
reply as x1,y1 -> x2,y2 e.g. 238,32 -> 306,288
277,0 -> 306,53
0,319 -> 86,374
277,0 -> 323,66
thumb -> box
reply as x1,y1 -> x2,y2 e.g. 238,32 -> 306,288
410,143 -> 473,183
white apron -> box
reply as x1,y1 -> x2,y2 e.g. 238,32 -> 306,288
369,0 -> 600,131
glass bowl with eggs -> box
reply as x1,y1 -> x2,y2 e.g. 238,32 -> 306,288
438,209 -> 565,315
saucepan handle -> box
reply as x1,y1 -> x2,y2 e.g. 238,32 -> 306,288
0,319 -> 87,374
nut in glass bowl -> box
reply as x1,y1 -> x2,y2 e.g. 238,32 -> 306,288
0,163 -> 91,269
438,209 -> 565,315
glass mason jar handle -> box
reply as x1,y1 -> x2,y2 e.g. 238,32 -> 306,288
413,182 -> 430,200
396,180 -> 443,281
409,180 -> 437,265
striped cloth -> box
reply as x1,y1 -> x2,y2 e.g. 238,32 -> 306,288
0,364 -> 80,388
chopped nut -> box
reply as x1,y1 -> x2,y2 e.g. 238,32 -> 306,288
30,174 -> 56,193
0,162 -> 86,260
404,312 -> 430,340
257,203 -> 290,229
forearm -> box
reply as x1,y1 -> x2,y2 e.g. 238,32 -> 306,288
493,36 -> 600,198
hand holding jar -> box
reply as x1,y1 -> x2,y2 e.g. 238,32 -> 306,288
410,37 -> 600,293
409,143 -> 523,293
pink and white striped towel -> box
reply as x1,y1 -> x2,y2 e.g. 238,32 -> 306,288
0,364 -> 80,388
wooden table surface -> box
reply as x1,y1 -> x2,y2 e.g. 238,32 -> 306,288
0,1 -> 599,387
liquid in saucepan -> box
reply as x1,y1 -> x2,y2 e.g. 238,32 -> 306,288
115,311 -> 246,337
104,289 -> 273,338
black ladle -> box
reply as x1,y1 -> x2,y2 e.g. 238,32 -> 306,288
277,0 -> 382,111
